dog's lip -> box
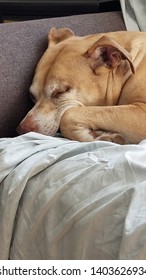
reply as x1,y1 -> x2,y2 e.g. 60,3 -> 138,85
16,101 -> 84,136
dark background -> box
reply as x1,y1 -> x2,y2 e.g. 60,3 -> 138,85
0,0 -> 121,22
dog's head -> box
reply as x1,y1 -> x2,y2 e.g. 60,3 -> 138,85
17,27 -> 134,136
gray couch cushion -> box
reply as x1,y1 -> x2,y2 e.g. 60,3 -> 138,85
0,12 -> 125,137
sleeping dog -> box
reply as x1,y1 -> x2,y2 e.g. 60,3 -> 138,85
17,27 -> 146,144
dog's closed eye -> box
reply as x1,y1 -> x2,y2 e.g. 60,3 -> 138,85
52,86 -> 70,98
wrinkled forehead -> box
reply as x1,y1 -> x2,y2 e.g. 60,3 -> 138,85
30,44 -> 85,94
30,34 -> 95,99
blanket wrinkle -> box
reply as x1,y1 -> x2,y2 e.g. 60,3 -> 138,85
120,0 -> 146,31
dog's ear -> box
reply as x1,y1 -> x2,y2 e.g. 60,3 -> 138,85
48,27 -> 75,46
84,35 -> 135,74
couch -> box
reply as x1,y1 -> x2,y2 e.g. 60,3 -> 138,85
1,12 -> 146,260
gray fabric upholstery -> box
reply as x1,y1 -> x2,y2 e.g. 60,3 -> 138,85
0,12 -> 125,137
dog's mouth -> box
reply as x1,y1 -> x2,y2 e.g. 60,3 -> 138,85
17,100 -> 84,136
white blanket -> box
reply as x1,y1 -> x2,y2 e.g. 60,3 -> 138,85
0,133 -> 146,260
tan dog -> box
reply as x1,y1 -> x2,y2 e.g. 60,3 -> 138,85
17,27 -> 146,144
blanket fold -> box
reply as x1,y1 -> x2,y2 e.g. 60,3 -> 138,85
120,0 -> 146,31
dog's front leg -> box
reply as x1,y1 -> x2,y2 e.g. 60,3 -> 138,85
60,103 -> 146,144
60,109 -> 128,144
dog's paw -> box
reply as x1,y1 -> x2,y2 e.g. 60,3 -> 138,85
96,132 -> 128,144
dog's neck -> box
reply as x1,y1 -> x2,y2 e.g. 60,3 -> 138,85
93,62 -> 133,106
